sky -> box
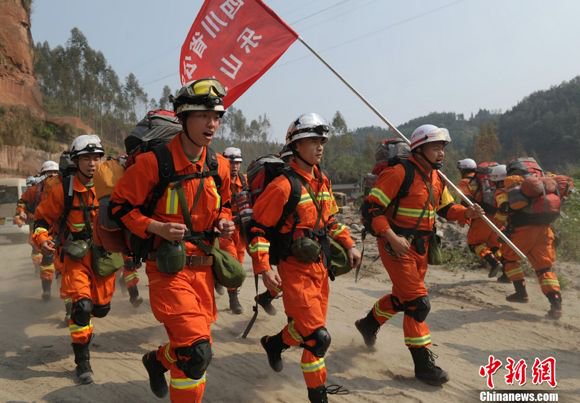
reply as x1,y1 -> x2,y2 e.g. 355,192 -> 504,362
30,0 -> 580,143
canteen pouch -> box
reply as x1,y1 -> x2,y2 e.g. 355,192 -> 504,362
156,240 -> 186,274
92,245 -> 123,277
290,236 -> 322,263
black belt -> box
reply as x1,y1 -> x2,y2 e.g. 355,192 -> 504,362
147,251 -> 214,267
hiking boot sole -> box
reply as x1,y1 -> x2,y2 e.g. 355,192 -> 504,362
415,373 -> 449,386
355,319 -> 377,348
506,295 -> 529,303
260,336 -> 283,372
142,353 -> 168,398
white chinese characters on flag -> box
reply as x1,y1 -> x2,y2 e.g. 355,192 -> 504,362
180,0 -> 298,107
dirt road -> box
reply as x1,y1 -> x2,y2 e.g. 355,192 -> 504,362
0,235 -> 578,402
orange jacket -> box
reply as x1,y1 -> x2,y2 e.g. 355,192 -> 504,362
248,161 -> 354,274
368,156 -> 467,236
110,135 -> 235,257
33,175 -> 98,247
16,182 -> 46,222
458,173 -> 477,204
230,173 -> 248,218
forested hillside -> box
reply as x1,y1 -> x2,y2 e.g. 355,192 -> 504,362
2,25 -> 579,181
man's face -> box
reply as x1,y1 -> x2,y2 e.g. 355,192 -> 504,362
421,141 -> 446,166
230,160 -> 241,178
76,154 -> 102,178
295,137 -> 326,165
185,110 -> 222,146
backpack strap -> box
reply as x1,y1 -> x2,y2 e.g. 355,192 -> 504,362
239,173 -> 248,191
277,167 -> 302,231
205,147 -> 222,192
390,159 -> 415,219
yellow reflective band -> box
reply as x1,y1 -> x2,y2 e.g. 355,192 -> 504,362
34,227 -> 48,236
331,224 -> 346,238
373,301 -> 393,320
164,343 -> 176,364
301,358 -> 326,373
505,267 -> 524,276
166,188 -> 178,214
249,242 -> 270,254
209,181 -> 221,210
474,245 -> 488,256
40,264 -> 55,272
124,272 -> 138,282
64,297 -> 72,304
369,188 -> 391,208
288,321 -> 304,343
439,187 -> 455,209
170,374 -> 206,390
71,223 -> 85,230
396,206 -> 436,219
69,322 -> 93,334
405,335 -> 432,346
541,279 -> 560,286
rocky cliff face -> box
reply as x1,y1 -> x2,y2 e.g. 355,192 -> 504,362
0,0 -> 44,117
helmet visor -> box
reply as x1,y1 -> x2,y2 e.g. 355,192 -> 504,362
182,78 -> 226,98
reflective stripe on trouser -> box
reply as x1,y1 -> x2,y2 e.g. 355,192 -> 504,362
147,261 -> 215,403
501,225 -> 559,295
279,257 -> 329,389
62,251 -> 116,344
468,217 -> 501,258
122,267 -> 139,288
31,251 -> 43,267
374,238 -> 432,349
40,263 -> 56,281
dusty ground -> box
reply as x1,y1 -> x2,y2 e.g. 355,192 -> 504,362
0,229 -> 579,403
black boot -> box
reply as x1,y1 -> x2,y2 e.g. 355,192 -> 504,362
228,289 -> 243,314
484,254 -> 502,278
72,342 -> 93,384
255,291 -> 276,316
409,347 -> 449,386
41,279 -> 52,301
142,350 -> 168,398
260,332 -> 288,372
497,273 -> 510,283
128,286 -> 143,308
546,292 -> 562,320
506,280 -> 529,303
307,386 -> 328,403
355,310 -> 381,348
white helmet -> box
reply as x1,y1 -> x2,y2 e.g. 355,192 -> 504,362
40,160 -> 59,174
279,144 -> 293,161
70,134 -> 105,158
223,147 -> 243,162
489,164 -> 507,182
409,124 -> 451,151
285,113 -> 330,145
457,158 -> 477,170
26,176 -> 37,186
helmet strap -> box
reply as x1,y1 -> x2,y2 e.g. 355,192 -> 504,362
417,150 -> 442,170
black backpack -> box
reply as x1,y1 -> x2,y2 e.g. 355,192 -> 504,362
360,159 -> 416,237
246,154 -> 303,265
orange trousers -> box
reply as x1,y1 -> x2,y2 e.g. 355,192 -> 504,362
278,257 -> 329,389
60,251 -> 116,344
467,217 -> 501,258
501,225 -> 560,296
370,238 -> 432,349
146,262 -> 216,403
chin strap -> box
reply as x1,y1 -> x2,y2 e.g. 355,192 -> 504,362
418,151 -> 442,170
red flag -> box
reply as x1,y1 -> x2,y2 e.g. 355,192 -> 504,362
179,0 -> 298,107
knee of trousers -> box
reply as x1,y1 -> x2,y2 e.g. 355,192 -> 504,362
403,296 -> 431,323
175,339 -> 213,380
91,302 -> 111,318
301,327 -> 331,358
71,298 -> 93,326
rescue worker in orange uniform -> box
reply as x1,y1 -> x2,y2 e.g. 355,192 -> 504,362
501,163 -> 563,319
457,158 -> 503,278
33,135 -> 113,384
355,124 -> 483,386
15,161 -> 59,299
222,146 -> 247,314
110,78 -> 236,403
116,255 -> 143,307
248,113 -> 361,403
487,165 -> 511,283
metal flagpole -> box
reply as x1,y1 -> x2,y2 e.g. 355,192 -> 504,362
297,36 -> 527,261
